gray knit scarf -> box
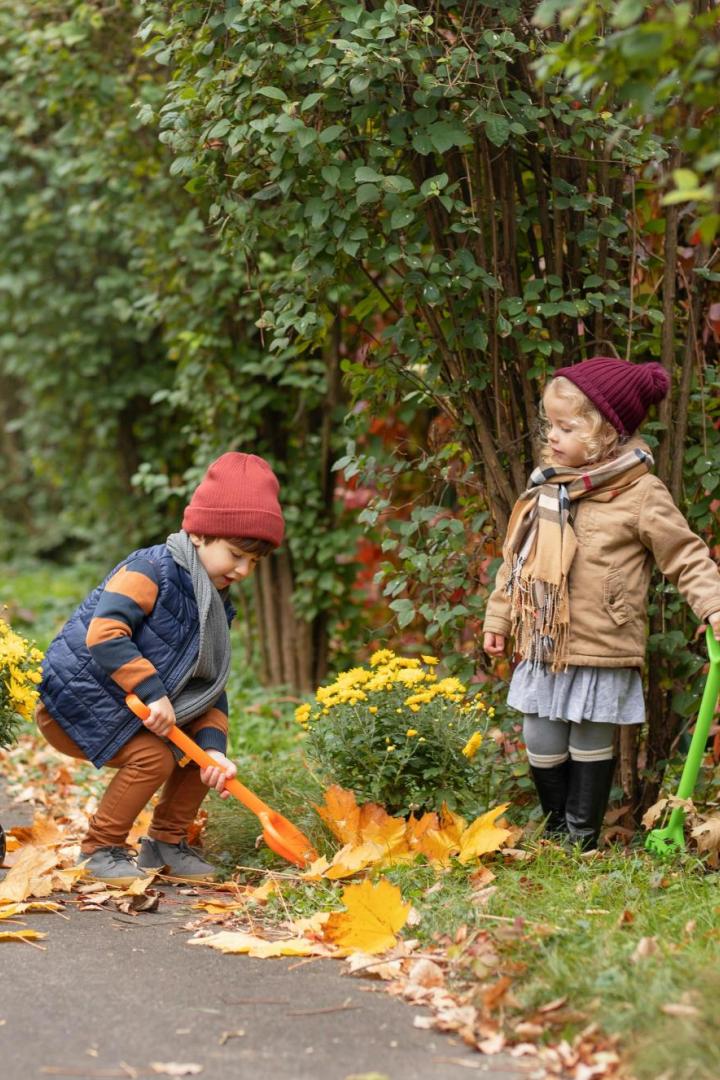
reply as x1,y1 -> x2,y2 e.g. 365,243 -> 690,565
165,530 -> 232,725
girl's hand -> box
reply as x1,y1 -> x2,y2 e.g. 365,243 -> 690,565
142,695 -> 176,737
484,631 -> 506,656
200,750 -> 237,797
708,612 -> 720,641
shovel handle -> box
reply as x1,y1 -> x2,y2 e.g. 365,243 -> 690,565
125,694 -> 272,819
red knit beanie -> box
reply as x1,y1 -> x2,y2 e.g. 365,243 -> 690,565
183,452 -> 284,547
552,357 -> 670,436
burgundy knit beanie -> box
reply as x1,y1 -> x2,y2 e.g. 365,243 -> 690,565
183,452 -> 284,547
552,357 -> 670,436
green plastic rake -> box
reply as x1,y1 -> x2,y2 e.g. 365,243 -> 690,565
645,626 -> 720,857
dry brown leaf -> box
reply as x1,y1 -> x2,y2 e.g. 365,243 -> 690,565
346,951 -> 403,980
323,878 -> 411,956
406,957 -> 444,989
641,798 -> 668,830
630,936 -> 659,963
150,1065 -> 203,1076
690,815 -> 720,853
476,1032 -> 506,1054
660,1002 -> 700,1017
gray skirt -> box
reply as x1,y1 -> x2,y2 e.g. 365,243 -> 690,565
507,660 -> 645,725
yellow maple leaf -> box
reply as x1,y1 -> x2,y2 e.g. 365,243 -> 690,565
189,931 -> 327,958
323,877 -> 411,955
300,854 -> 331,880
0,929 -> 47,944
247,879 -> 281,902
457,804 -> 511,864
51,864 -> 89,892
0,845 -> 59,903
0,901 -> 61,919
324,840 -> 387,880
439,803 -> 468,844
315,785 -> 361,843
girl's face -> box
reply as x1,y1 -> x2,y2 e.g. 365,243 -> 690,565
544,392 -> 590,469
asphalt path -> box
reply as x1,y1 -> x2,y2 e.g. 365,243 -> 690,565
0,785 -> 528,1080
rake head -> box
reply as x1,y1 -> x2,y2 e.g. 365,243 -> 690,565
645,819 -> 686,857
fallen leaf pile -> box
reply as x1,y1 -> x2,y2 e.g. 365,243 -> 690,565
304,784 -> 517,879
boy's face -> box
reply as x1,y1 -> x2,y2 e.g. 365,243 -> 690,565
188,534 -> 260,590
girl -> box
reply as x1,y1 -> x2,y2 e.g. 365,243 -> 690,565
483,357 -> 720,850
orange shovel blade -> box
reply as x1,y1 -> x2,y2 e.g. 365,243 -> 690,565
125,694 -> 317,868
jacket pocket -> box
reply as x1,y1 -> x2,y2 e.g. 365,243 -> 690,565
603,570 -> 630,625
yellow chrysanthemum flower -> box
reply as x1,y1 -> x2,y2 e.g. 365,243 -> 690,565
461,731 -> 483,760
406,728 -> 418,737
370,648 -> 395,667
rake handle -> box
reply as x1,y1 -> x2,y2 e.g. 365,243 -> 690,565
664,627 -> 720,828
125,694 -> 272,819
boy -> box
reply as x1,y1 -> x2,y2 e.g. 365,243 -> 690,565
36,452 -> 284,884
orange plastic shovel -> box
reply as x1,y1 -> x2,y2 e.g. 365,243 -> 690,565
125,693 -> 317,868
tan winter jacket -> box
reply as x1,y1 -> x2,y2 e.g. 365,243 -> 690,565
483,472 -> 720,669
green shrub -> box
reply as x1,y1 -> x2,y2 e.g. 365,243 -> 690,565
298,649 -> 509,817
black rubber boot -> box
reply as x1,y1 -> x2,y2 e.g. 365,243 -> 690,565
565,758 -> 616,851
530,760 -> 570,836
0,823 -> 5,865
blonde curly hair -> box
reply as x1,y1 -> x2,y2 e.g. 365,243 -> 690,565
540,376 -> 624,466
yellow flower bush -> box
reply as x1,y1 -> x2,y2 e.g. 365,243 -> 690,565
297,649 -> 505,816
0,616 -> 43,749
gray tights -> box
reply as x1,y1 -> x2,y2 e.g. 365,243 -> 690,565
523,713 -> 615,767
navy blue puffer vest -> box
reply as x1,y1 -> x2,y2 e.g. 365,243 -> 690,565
40,544 -> 231,767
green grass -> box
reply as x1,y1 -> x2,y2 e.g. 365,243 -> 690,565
478,845 -> 720,1080
0,557 -> 103,650
246,840 -> 720,1079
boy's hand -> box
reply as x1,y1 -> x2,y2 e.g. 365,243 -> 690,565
709,612 -> 720,641
484,631 -> 506,656
200,750 -> 237,798
142,695 -> 176,737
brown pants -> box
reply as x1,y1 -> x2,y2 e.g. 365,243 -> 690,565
36,702 -> 213,854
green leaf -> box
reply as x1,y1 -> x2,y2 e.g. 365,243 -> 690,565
427,122 -> 470,154
355,166 -> 384,183
382,175 -> 414,194
319,125 -> 345,144
356,184 -> 381,207
257,87 -> 288,102
390,207 -> 414,230
349,74 -> 370,95
484,115 -> 510,147
610,0 -> 645,29
301,92 -> 325,111
321,165 -> 341,186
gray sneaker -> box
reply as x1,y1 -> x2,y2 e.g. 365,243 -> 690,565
137,837 -> 218,882
81,846 -> 146,887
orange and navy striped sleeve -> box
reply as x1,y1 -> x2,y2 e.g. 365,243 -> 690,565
86,558 -> 167,704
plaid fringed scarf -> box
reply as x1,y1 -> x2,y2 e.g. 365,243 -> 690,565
504,443 -> 653,670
